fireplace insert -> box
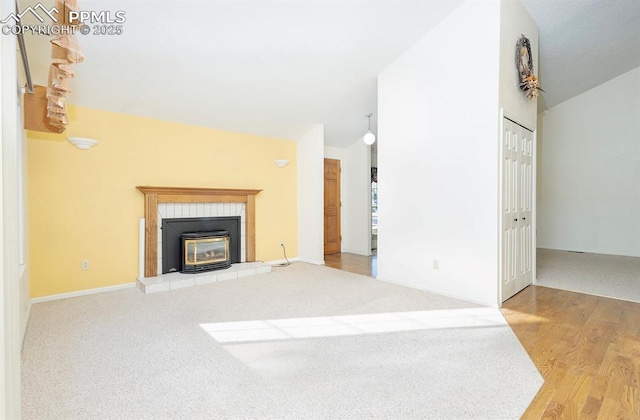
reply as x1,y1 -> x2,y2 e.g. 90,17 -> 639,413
180,231 -> 231,272
163,216 -> 240,274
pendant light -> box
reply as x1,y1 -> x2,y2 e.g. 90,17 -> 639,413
363,113 -> 375,145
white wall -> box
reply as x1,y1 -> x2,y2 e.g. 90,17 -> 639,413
297,124 -> 325,264
378,0 -> 502,306
499,0 -> 539,129
498,0 -> 539,294
323,146 -> 345,163
1,0 -> 26,415
17,60 -> 30,343
537,67 -> 640,257
342,140 -> 371,255
323,147 -> 345,162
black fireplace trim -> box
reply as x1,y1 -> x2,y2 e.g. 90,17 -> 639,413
162,216 -> 241,274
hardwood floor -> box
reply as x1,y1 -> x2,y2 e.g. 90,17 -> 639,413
324,252 -> 377,277
502,285 -> 640,419
324,253 -> 640,419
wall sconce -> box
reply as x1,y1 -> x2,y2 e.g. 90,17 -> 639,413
274,159 -> 289,168
68,137 -> 98,150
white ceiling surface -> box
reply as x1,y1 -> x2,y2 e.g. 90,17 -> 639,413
22,0 -> 464,147
521,0 -> 640,110
20,0 -> 640,148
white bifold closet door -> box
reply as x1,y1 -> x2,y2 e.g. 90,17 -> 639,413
502,117 -> 533,302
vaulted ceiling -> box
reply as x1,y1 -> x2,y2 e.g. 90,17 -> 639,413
18,0 -> 640,148
523,0 -> 640,110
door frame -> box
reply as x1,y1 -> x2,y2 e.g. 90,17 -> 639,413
498,109 -> 537,304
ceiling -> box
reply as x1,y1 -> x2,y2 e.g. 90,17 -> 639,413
18,0 -> 640,148
522,0 -> 640,110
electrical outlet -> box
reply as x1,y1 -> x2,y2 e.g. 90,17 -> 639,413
432,259 -> 439,270
81,260 -> 90,270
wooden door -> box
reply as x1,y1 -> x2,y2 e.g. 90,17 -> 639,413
324,158 -> 341,255
502,117 -> 533,301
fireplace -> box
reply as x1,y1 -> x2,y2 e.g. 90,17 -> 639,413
162,216 -> 241,274
136,187 -> 261,278
181,231 -> 231,272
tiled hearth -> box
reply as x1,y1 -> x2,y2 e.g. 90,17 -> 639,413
137,262 -> 271,294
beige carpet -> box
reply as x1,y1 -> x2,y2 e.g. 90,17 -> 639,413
22,263 -> 542,419
536,248 -> 640,303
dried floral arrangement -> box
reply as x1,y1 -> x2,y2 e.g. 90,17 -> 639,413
515,34 -> 544,101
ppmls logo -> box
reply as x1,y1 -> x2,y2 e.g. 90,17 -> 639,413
0,4 -> 58,24
2,3 -> 126,36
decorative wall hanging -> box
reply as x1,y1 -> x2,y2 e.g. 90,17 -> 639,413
515,34 -> 544,101
21,0 -> 80,133
46,0 -> 84,132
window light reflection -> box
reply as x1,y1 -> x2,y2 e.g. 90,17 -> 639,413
200,307 -> 508,343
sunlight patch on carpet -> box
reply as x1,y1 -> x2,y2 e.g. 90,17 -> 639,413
200,307 -> 506,343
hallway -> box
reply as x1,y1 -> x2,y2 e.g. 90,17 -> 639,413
324,252 -> 376,278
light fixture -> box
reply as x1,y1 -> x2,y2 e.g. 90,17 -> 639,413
363,113 -> 375,145
67,137 -> 98,150
274,159 -> 289,168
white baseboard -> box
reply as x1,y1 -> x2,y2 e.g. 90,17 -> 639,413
342,248 -> 373,256
267,257 -> 324,266
266,257 -> 299,266
31,282 -> 137,304
295,257 -> 325,265
375,276 -> 499,308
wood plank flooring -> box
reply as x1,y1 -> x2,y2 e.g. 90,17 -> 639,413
324,253 -> 640,419
324,252 -> 377,278
502,285 -> 640,419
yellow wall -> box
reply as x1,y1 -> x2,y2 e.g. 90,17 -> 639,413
28,106 -> 298,297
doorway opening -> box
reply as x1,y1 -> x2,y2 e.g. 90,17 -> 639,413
371,166 -> 377,252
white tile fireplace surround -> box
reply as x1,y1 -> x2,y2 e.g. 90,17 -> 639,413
156,202 -> 247,273
136,186 -> 270,294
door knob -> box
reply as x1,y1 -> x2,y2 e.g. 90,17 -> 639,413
514,218 -> 518,222
522,217 -> 526,220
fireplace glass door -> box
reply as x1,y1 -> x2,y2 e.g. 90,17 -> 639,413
181,231 -> 231,272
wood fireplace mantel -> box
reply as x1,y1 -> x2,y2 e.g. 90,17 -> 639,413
137,186 -> 262,277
